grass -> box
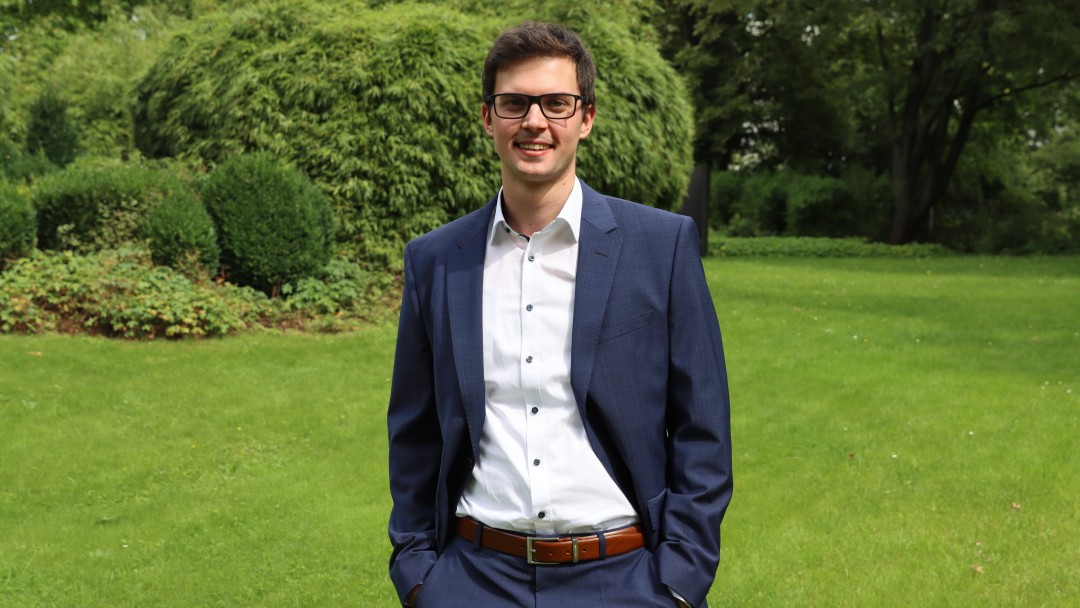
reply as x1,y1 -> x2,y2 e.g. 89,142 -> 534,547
1,255 -> 1077,606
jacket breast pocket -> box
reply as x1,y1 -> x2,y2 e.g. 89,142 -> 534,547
598,309 -> 656,343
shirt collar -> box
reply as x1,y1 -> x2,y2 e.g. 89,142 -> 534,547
489,179 -> 583,245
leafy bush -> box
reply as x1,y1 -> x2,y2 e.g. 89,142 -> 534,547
133,1 -> 693,270
731,171 -> 791,235
709,170 -> 743,230
26,89 -> 80,168
144,188 -> 220,275
710,236 -> 952,258
201,153 -> 334,295
785,174 -> 858,237
0,181 -> 36,266
32,156 -> 193,252
277,254 -> 398,331
0,138 -> 57,184
725,170 -> 868,238
0,247 -> 270,338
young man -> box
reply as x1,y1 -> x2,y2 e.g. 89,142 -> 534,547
387,21 -> 732,607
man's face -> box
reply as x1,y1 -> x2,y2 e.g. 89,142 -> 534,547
482,56 -> 595,191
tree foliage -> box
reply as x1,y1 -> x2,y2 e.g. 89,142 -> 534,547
26,89 -> 79,167
658,0 -> 1080,247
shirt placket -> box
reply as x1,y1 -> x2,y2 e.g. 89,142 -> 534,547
520,232 -> 553,534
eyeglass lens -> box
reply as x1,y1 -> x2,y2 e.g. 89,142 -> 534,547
493,94 -> 579,119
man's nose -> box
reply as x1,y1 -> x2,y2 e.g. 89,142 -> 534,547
520,101 -> 548,130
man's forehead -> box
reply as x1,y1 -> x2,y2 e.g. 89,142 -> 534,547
493,56 -> 579,91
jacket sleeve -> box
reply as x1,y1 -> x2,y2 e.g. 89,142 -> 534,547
655,217 -> 733,607
387,244 -> 441,604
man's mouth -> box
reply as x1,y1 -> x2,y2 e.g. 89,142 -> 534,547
516,142 -> 553,151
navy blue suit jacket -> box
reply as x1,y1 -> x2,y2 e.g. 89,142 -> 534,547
387,182 -> 732,606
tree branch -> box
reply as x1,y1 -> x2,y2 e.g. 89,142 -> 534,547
978,64 -> 1080,110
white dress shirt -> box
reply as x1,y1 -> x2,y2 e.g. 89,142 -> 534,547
455,179 -> 639,535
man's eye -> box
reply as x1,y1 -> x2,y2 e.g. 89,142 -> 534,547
502,98 -> 527,108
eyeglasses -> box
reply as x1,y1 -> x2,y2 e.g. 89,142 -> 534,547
486,93 -> 585,119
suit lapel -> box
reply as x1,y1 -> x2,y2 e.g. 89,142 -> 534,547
447,198 -> 496,458
571,184 -> 622,413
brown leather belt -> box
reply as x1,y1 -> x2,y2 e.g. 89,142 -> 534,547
455,517 -> 645,565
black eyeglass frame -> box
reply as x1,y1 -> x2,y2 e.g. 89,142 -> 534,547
485,93 -> 588,120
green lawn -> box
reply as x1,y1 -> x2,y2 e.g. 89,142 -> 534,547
1,256 -> 1077,606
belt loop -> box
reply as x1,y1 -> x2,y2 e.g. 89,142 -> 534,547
473,520 -> 484,551
597,530 -> 607,560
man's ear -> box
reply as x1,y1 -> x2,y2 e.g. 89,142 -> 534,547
578,104 -> 596,139
481,103 -> 495,137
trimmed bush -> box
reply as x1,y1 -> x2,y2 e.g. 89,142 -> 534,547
32,157 -> 192,252
145,189 -> 220,276
0,181 -> 36,266
201,153 -> 334,295
133,1 -> 693,270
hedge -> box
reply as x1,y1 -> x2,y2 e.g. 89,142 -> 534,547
145,188 -> 220,276
32,156 -> 194,252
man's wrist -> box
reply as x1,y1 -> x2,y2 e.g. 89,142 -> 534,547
404,582 -> 422,607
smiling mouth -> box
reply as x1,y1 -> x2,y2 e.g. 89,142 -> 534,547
516,142 -> 552,151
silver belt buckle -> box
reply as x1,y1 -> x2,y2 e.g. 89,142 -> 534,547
526,535 -> 578,565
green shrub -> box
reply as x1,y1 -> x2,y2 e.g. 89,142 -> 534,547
201,153 -> 334,295
0,138 -> 57,184
26,89 -> 80,168
0,181 -> 36,266
133,1 -> 693,270
144,188 -> 220,276
785,174 -> 858,237
732,171 -> 790,235
32,156 -> 192,252
0,247 -> 270,338
709,170 -> 743,230
276,254 -> 397,331
727,170 -> 867,238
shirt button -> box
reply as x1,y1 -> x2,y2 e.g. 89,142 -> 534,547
531,407 -> 539,414
525,356 -> 533,363
533,458 -> 540,466
538,511 -> 546,519
528,254 -> 535,262
526,304 -> 533,311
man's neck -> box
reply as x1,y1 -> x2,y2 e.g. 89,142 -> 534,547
500,174 -> 576,237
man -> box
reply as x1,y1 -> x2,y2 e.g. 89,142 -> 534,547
387,21 -> 732,608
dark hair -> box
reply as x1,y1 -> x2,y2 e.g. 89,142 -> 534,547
482,21 -> 596,106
